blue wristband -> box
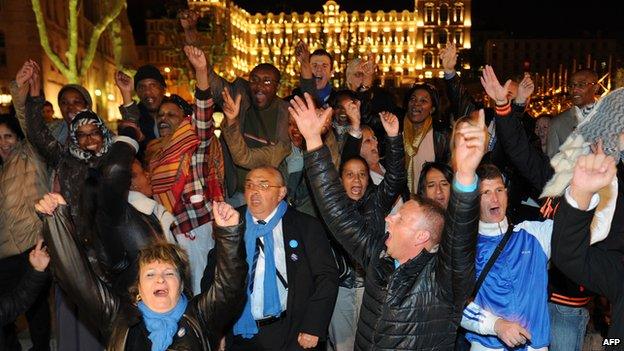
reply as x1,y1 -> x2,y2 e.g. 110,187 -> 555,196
453,174 -> 478,193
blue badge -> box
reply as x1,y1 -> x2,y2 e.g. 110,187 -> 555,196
289,239 -> 298,248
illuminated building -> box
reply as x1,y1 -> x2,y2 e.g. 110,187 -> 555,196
144,0 -> 471,95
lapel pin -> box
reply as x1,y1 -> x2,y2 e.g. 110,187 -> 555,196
177,327 -> 186,337
289,239 -> 299,248
290,253 -> 298,261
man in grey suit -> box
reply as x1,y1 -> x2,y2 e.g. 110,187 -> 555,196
546,69 -> 599,157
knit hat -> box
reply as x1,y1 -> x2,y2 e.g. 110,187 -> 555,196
134,65 -> 166,90
57,84 -> 93,110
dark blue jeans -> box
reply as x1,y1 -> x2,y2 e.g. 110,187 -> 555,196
548,302 -> 589,351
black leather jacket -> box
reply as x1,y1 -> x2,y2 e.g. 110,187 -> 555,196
42,205 -> 247,350
304,140 -> 479,350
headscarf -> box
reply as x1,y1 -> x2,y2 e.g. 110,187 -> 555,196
68,110 -> 114,161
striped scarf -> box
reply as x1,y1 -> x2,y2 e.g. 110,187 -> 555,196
403,116 -> 433,192
148,118 -> 200,214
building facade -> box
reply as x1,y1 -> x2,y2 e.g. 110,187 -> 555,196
143,0 -> 471,96
0,0 -> 137,121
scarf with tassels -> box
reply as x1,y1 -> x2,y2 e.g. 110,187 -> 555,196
403,116 -> 433,192
148,118 -> 200,216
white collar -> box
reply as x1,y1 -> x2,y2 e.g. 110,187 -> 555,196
478,217 -> 509,237
127,191 -> 157,215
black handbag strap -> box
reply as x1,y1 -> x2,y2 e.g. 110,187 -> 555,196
471,224 -> 514,298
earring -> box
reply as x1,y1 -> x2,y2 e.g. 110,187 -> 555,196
136,293 -> 141,302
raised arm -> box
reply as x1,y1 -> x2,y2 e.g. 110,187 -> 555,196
195,202 -> 247,345
551,148 -> 623,300
293,93 -> 380,268
220,87 -> 290,168
372,112 -> 406,215
184,45 -> 217,143
25,94 -> 63,167
485,69 -> 553,193
441,43 -> 477,119
36,194 -> 119,338
11,60 -> 37,134
436,110 -> 485,306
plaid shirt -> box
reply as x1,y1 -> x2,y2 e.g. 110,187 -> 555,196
150,91 -> 225,237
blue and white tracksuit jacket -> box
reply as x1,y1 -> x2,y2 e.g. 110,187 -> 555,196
461,217 -> 553,351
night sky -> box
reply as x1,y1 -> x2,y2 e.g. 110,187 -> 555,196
127,0 -> 624,45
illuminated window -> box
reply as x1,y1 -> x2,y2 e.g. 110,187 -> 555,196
454,30 -> 462,45
438,30 -> 448,44
425,3 -> 434,23
424,52 -> 433,67
425,30 -> 433,45
454,4 -> 464,22
439,4 -> 449,23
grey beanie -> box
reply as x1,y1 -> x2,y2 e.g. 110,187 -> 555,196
57,84 -> 93,110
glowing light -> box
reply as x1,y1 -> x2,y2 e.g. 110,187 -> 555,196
164,67 -> 171,73
107,94 -> 115,101
94,89 -> 102,97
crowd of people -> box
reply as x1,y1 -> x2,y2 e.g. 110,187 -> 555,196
1,12 -> 623,351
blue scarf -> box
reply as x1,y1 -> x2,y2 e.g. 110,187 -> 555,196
233,201 -> 288,338
138,294 -> 188,351
318,84 -> 333,106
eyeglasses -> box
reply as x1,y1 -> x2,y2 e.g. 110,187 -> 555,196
567,82 -> 596,89
249,76 -> 276,86
75,130 -> 103,141
245,181 -> 282,191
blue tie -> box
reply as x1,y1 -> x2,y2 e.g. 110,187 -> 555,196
248,220 -> 266,292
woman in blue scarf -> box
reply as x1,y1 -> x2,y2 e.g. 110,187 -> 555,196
36,194 -> 247,351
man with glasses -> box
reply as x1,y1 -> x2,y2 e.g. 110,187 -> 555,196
547,69 -> 599,157
227,166 -> 338,350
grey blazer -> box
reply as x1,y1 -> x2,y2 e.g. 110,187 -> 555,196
547,107 -> 578,158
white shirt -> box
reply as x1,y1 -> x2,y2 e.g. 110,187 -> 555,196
250,207 -> 289,319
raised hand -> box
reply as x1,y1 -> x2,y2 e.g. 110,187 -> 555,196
343,99 -> 361,130
452,109 -> 487,185
494,318 -> 532,348
440,43 -> 458,74
115,71 -> 134,95
179,9 -> 199,31
288,93 -> 333,151
515,73 -> 534,105
379,111 -> 399,137
360,54 -> 375,87
184,45 -> 207,72
295,41 -> 310,65
29,239 -> 50,272
15,60 -> 35,87
28,61 -> 42,97
480,65 -> 511,105
35,193 -> 67,216
297,332 -> 319,349
222,88 -> 242,122
212,201 -> 240,227
570,141 -> 617,210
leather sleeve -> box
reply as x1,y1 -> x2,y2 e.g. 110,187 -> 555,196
552,198 -> 624,301
42,205 -> 119,339
195,222 -> 248,343
435,187 -> 480,308
25,95 -> 63,168
495,104 -> 553,195
0,267 -> 49,326
444,74 -> 476,120
304,145 -> 382,269
372,135 -> 407,216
